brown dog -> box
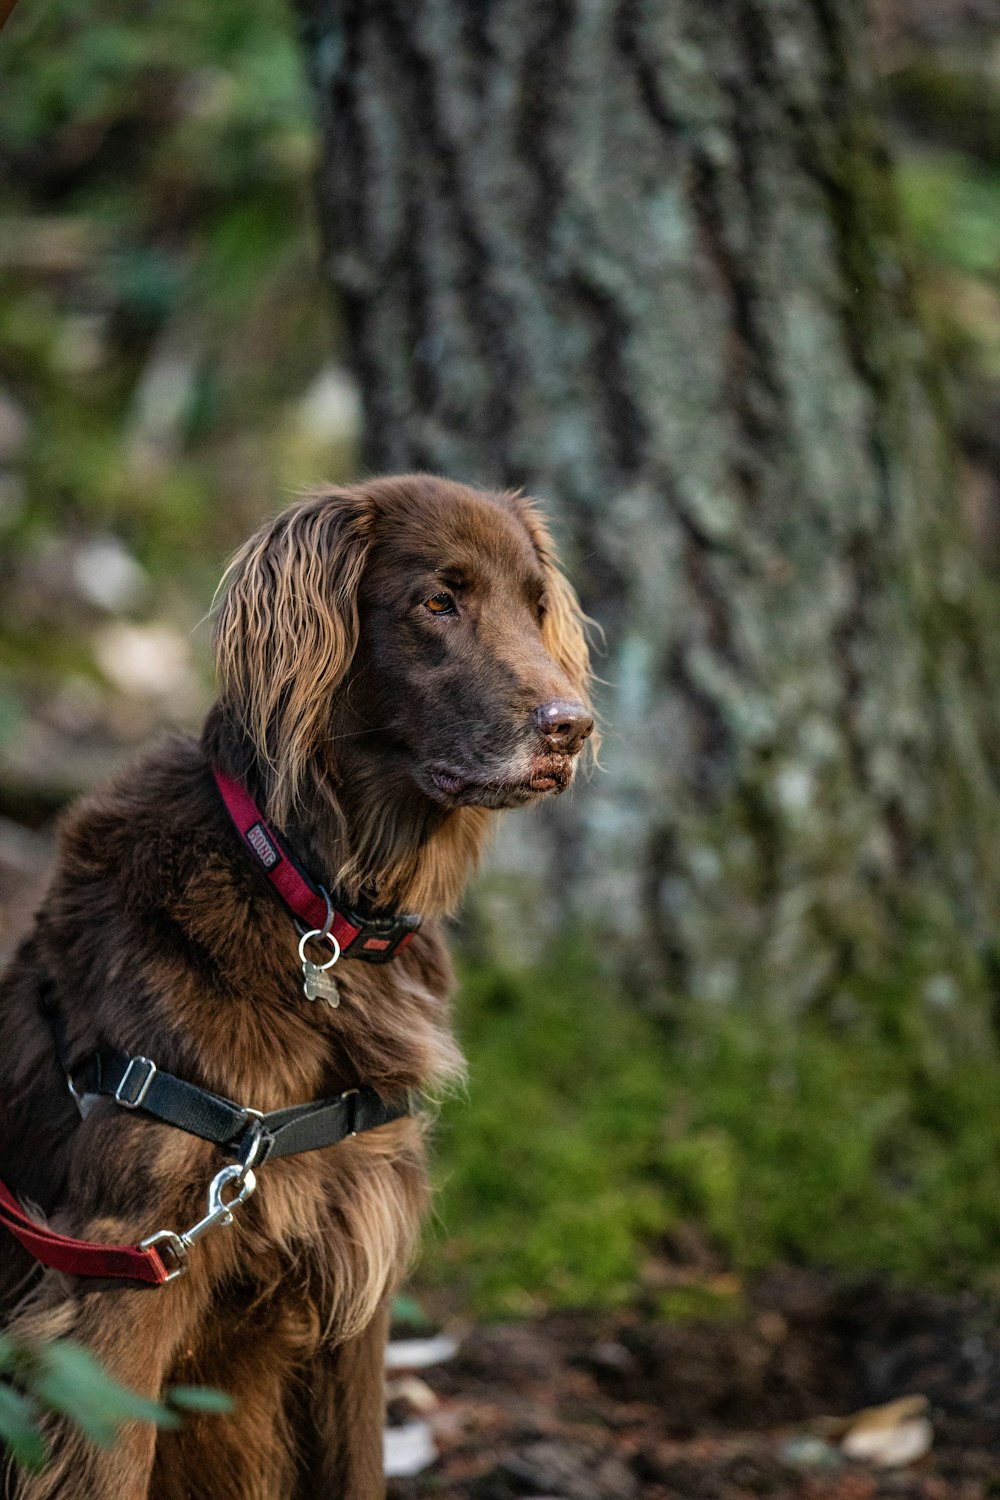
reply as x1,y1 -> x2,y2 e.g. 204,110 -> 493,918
0,475 -> 593,1500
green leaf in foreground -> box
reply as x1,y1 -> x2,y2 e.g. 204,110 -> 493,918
391,1293 -> 432,1330
0,1336 -> 235,1476
0,1384 -> 47,1470
165,1386 -> 234,1414
31,1341 -> 180,1444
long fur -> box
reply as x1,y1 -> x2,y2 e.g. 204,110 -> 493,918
0,474 -> 593,1500
213,492 -> 376,829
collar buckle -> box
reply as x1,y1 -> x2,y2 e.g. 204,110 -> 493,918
337,908 -> 421,963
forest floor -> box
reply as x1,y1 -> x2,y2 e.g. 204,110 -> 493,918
389,1270 -> 1000,1500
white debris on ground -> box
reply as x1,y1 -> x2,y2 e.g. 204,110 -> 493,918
384,1421 -> 438,1480
386,1376 -> 438,1415
383,1329 -> 460,1479
837,1394 -> 933,1468
385,1333 -> 460,1372
779,1434 -> 843,1470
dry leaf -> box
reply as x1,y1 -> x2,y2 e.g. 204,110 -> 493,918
834,1395 -> 933,1468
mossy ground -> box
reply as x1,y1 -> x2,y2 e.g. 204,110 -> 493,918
419,947 -> 1000,1316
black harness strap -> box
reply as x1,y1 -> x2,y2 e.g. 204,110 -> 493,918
71,1048 -> 411,1164
255,1089 -> 407,1159
77,1051 -> 247,1142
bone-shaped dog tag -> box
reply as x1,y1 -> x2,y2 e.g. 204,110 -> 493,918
302,961 -> 341,1007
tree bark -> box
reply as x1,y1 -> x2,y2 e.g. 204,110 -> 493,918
296,0 -> 1000,1022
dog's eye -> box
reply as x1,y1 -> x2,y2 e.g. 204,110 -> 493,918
537,594 -> 549,622
424,592 -> 457,615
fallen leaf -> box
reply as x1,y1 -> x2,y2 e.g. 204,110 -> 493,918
832,1395 -> 933,1468
385,1375 -> 438,1415
841,1416 -> 933,1468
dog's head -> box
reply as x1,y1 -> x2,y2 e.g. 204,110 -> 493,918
214,475 -> 595,824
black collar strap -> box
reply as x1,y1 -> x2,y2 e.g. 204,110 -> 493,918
71,1048 -> 412,1166
212,766 -> 421,963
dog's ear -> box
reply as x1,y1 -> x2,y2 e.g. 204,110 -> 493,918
213,491 -> 374,821
510,493 -> 596,731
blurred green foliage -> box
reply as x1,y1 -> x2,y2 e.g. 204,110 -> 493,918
0,0 -> 335,563
897,151 -> 1000,384
0,1333 -> 232,1473
888,56 -> 1000,487
426,950 -> 1000,1315
0,0 -> 356,818
901,154 -> 1000,280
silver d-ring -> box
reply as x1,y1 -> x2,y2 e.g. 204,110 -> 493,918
297,926 -> 341,971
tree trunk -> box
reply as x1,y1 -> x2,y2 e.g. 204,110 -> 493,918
296,0 -> 1000,1022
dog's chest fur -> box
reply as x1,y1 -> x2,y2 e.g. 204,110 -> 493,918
0,736 -> 461,1340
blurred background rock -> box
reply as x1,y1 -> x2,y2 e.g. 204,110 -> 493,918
6,0 -> 1000,1320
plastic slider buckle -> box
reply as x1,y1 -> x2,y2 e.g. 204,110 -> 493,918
115,1056 -> 157,1109
340,910 -> 421,963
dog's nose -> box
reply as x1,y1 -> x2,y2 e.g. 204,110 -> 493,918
532,699 -> 594,755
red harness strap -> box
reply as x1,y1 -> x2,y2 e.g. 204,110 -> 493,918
0,1179 -> 170,1285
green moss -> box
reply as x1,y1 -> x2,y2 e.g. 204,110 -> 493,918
897,152 -> 1000,279
656,1282 -> 745,1323
419,948 -> 1000,1316
423,952 -> 678,1314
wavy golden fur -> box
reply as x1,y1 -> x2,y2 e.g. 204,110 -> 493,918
213,492 -> 376,829
0,474 -> 594,1500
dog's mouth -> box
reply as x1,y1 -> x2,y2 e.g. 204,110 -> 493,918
425,754 -> 576,809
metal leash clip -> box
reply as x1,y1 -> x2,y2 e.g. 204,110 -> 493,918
140,1163 -> 257,1283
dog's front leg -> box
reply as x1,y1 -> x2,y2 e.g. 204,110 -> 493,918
295,1301 -> 389,1500
5,1257 -> 212,1500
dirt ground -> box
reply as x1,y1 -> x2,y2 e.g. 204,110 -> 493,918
389,1270 -> 1000,1500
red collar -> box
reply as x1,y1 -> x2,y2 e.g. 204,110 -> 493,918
212,767 -> 420,962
